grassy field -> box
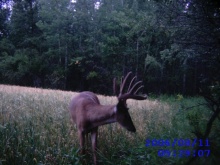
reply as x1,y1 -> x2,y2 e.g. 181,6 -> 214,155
0,85 -> 218,165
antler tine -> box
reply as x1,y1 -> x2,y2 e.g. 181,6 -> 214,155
120,72 -> 132,94
117,72 -> 147,101
127,76 -> 137,92
134,85 -> 144,94
128,81 -> 142,94
120,76 -> 124,92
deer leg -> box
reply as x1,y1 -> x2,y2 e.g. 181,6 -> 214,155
91,127 -> 98,165
78,131 -> 85,155
79,130 -> 89,165
85,133 -> 89,148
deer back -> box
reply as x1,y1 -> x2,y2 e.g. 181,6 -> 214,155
69,92 -> 100,125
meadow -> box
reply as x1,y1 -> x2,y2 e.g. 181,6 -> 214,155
0,85 -> 218,165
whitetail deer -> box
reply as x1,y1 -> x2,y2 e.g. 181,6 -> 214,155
69,72 -> 147,165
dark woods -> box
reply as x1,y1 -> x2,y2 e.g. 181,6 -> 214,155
0,0 -> 219,96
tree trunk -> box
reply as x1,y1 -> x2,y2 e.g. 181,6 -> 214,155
182,58 -> 187,94
136,40 -> 139,77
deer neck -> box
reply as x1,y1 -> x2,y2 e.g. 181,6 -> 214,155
87,104 -> 117,129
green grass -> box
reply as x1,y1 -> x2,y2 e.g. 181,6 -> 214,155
0,85 -> 219,165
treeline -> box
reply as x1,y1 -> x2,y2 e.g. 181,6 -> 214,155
0,0 -> 219,95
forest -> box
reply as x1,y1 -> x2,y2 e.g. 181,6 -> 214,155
0,0 -> 220,95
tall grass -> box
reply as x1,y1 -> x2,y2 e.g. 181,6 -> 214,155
0,85 -> 217,165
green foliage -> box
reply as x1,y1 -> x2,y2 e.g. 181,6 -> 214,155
176,94 -> 183,101
160,44 -> 180,64
0,52 -> 29,82
0,38 -> 15,56
0,0 -> 219,95
209,83 -> 220,102
186,110 -> 200,131
87,71 -> 98,80
0,48 -> 46,86
145,55 -> 162,71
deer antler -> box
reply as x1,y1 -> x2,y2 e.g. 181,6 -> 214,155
113,72 -> 147,101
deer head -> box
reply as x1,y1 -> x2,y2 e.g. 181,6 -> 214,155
113,72 -> 147,132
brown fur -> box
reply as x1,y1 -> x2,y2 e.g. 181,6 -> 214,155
69,91 -> 116,133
